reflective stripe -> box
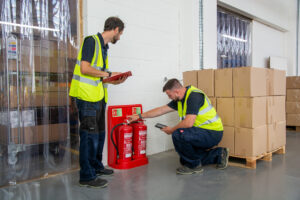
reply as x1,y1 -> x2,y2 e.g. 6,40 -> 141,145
198,115 -> 220,126
198,104 -> 213,115
92,35 -> 99,67
76,59 -> 102,71
103,83 -> 108,88
72,74 -> 101,86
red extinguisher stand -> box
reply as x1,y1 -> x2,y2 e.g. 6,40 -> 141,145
107,104 -> 148,169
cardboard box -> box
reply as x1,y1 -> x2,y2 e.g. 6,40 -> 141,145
209,97 -> 217,110
218,126 -> 234,155
235,97 -> 267,128
266,97 -> 275,124
286,114 -> 300,126
0,124 -> 68,145
44,92 -> 68,107
235,125 -> 267,157
286,102 -> 300,114
267,123 -> 276,152
217,98 -> 234,126
286,89 -> 300,102
233,67 -> 267,97
183,70 -> 197,87
267,121 -> 285,152
268,96 -> 285,124
6,86 -> 68,108
268,121 -> 286,151
198,69 -> 214,97
287,76 -> 300,89
267,69 -> 286,96
215,68 -> 233,97
275,121 -> 286,148
274,96 -> 285,122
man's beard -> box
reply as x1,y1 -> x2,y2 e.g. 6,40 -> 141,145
111,36 -> 118,44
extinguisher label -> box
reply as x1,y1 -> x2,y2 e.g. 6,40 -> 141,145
139,131 -> 147,154
140,150 -> 146,154
124,132 -> 132,158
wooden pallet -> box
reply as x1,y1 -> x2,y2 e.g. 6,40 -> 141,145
228,146 -> 285,169
286,126 -> 300,132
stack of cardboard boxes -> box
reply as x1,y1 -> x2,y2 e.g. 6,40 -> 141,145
183,67 -> 286,158
286,76 -> 300,126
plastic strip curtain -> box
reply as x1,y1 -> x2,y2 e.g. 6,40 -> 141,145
0,0 -> 79,191
217,8 -> 251,69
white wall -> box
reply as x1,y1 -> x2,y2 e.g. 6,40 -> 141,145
203,0 -> 217,69
252,21 -> 285,68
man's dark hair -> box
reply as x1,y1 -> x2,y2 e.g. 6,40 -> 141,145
163,79 -> 183,92
104,17 -> 125,32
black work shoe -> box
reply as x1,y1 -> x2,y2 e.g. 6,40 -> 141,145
216,148 -> 229,170
79,177 -> 108,188
176,165 -> 204,175
96,168 -> 114,176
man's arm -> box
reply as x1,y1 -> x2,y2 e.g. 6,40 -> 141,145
127,105 -> 175,122
162,114 -> 196,135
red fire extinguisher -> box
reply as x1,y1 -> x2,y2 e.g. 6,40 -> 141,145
110,120 -> 147,164
132,122 -> 147,159
111,123 -> 133,163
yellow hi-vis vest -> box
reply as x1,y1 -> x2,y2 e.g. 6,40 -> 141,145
178,86 -> 223,131
69,34 -> 109,102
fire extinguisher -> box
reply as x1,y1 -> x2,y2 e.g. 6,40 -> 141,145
110,120 -> 147,164
111,122 -> 133,163
132,121 -> 147,159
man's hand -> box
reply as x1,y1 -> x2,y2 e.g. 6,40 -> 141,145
127,114 -> 139,123
161,126 -> 173,135
106,72 -> 128,85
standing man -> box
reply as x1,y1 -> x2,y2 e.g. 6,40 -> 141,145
128,79 -> 229,174
69,17 -> 127,188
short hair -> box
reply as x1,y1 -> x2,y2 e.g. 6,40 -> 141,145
104,17 -> 125,32
163,79 -> 183,92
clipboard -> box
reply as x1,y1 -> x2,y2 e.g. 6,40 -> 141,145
102,71 -> 132,83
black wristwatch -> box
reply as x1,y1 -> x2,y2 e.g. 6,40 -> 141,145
138,113 -> 143,119
108,71 -> 112,77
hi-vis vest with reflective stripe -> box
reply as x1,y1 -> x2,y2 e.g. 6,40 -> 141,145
69,35 -> 109,102
178,86 -> 223,131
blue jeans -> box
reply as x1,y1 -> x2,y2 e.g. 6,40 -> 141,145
172,127 -> 223,168
76,98 -> 106,181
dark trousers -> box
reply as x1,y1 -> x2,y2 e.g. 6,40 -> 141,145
76,98 -> 106,181
172,127 -> 223,168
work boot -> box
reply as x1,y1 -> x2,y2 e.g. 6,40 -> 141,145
176,165 -> 203,175
216,148 -> 229,170
79,177 -> 108,188
96,167 -> 114,176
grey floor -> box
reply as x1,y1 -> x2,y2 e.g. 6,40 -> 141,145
1,131 -> 300,200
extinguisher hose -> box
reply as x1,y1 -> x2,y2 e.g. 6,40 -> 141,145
110,123 -> 126,158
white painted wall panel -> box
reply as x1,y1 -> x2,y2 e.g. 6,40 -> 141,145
252,21 -> 285,68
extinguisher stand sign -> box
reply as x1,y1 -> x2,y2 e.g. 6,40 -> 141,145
132,107 -> 141,114
112,108 -> 122,117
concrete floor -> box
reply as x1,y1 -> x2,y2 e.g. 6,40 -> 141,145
1,131 -> 300,200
